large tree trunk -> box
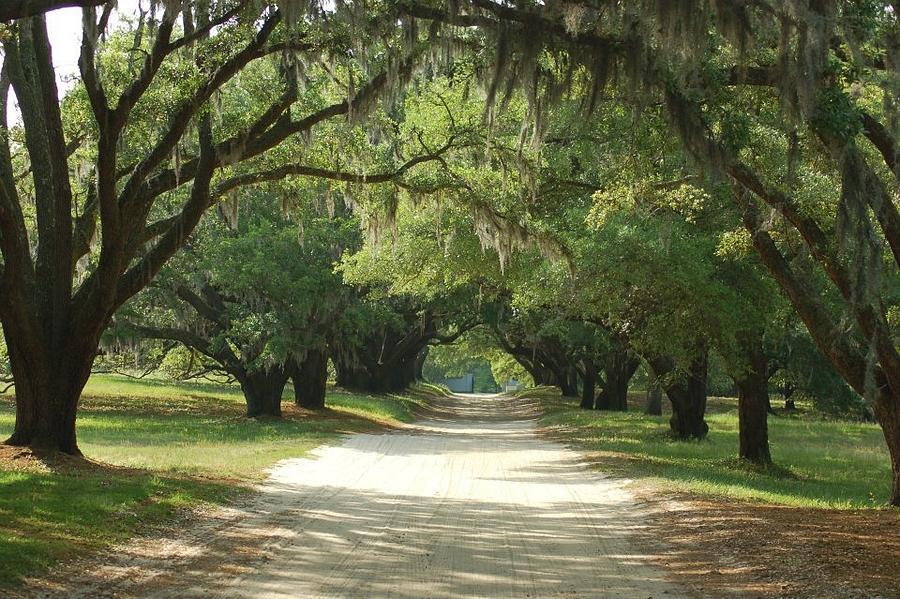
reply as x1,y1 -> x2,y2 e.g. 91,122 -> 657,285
733,340 -> 772,464
652,352 -> 709,439
555,365 -> 578,397
3,318 -> 102,455
5,349 -> 84,455
529,365 -> 557,387
872,391 -> 900,506
238,367 -> 288,418
580,357 -> 596,409
595,350 -> 639,411
292,349 -> 328,410
335,357 -> 416,394
645,367 -> 663,416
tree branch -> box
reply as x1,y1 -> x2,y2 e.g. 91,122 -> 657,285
215,136 -> 457,195
117,10 -> 285,213
0,0 -> 105,21
861,111 -> 899,177
736,191 -> 870,395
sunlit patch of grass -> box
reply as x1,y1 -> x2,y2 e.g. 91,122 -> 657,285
0,374 -> 430,587
327,390 -> 425,424
538,395 -> 892,509
0,468 -> 230,586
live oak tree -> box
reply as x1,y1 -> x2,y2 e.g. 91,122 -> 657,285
119,195 -> 355,416
332,71 -> 565,393
336,206 -> 487,393
0,0 -> 431,453
3,0 -> 899,504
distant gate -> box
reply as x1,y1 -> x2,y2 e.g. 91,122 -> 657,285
443,373 -> 475,393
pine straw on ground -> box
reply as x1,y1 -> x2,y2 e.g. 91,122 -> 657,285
630,485 -> 900,599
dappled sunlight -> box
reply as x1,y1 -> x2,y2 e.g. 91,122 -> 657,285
540,395 -> 892,508
30,394 -> 689,598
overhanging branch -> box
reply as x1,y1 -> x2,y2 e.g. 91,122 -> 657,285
0,0 -> 105,21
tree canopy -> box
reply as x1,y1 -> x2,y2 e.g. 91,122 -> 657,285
1,0 -> 899,505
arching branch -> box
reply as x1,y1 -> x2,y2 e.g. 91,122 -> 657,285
0,0 -> 105,21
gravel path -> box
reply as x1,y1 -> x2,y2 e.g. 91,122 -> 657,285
30,393 -> 691,598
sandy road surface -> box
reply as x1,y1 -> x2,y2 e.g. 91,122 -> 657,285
29,394 -> 690,599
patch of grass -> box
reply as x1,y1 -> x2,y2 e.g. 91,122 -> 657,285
0,374 -> 427,586
538,394 -> 892,509
0,467 -> 230,587
327,389 -> 425,424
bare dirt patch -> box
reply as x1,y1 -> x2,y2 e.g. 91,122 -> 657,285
633,489 -> 900,599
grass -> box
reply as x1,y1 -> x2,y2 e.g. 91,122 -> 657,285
537,392 -> 893,509
0,374 -> 425,586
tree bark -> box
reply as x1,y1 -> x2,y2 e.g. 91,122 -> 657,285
5,342 -> 85,455
652,352 -> 709,439
645,367 -> 663,416
2,311 -> 105,455
555,365 -> 578,397
335,356 -> 417,393
872,391 -> 900,506
0,0 -> 106,21
595,349 -> 639,411
413,347 -> 428,382
292,349 -> 328,410
238,367 -> 288,418
580,357 -> 596,409
733,339 -> 772,464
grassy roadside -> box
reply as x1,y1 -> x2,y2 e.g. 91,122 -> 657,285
0,375 -> 426,586
533,388 -> 893,508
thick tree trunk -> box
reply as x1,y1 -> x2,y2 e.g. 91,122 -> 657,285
3,323 -> 99,455
580,358 -> 596,409
335,357 -> 416,393
530,365 -> 557,387
653,352 -> 709,439
733,342 -> 772,464
595,350 -> 639,411
292,349 -> 328,410
872,391 -> 900,506
239,367 -> 288,418
645,367 -> 663,416
552,364 -> 578,397
413,347 -> 428,382
555,365 -> 578,397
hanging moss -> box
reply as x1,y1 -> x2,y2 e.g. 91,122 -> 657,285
472,204 -> 571,274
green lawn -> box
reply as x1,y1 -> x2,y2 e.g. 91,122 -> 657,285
538,393 -> 892,509
0,374 -> 425,586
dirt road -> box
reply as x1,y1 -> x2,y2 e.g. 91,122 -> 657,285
33,394 -> 691,598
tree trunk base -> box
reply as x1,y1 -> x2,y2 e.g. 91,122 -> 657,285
872,392 -> 900,507
660,353 -> 709,440
4,434 -> 83,457
241,368 -> 289,418
293,350 -> 328,410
